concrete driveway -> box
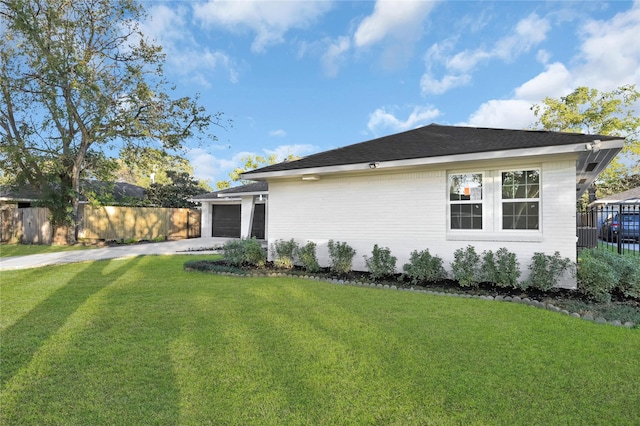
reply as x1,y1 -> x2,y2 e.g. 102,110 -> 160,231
0,238 -> 231,271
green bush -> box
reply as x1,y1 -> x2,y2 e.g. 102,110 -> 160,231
524,252 -> 572,291
221,238 -> 266,267
616,255 -> 640,299
296,241 -> 320,273
222,239 -> 245,267
243,238 -> 266,267
364,244 -> 397,280
481,248 -> 521,288
577,249 -> 617,302
327,239 -> 356,275
451,245 -> 481,287
402,249 -> 446,285
577,249 -> 640,301
271,239 -> 298,269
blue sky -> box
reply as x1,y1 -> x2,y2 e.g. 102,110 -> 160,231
138,1 -> 640,186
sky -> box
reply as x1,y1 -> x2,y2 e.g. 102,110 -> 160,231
138,0 -> 640,186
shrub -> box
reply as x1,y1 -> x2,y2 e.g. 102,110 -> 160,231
616,255 -> 640,299
577,249 -> 617,302
243,238 -> 266,267
221,238 -> 266,267
451,245 -> 481,287
296,241 -> 320,273
481,248 -> 521,288
222,239 -> 246,267
402,249 -> 446,285
327,239 -> 356,275
271,239 -> 298,269
524,251 -> 572,291
364,244 -> 397,280
577,249 -> 640,301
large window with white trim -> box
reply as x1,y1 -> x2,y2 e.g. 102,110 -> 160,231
501,170 -> 540,230
449,173 -> 483,230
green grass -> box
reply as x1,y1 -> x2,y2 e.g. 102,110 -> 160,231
2,255 -> 639,425
0,243 -> 97,258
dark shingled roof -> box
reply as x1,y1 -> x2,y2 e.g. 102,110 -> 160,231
243,123 -> 619,176
0,181 -> 146,203
191,181 -> 268,200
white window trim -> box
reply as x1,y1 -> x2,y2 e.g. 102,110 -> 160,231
446,167 -> 543,242
448,171 -> 485,231
499,168 -> 541,232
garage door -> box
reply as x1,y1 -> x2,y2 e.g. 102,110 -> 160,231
212,205 -> 241,237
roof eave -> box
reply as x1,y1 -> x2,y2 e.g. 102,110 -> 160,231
243,142 -> 618,180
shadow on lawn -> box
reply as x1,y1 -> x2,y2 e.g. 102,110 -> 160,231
0,257 -> 141,387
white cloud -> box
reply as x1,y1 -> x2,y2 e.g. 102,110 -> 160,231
514,62 -> 572,102
463,100 -> 535,130
319,0 -> 437,76
422,13 -> 551,95
573,2 -> 640,90
269,129 -> 287,137
142,5 -> 240,85
193,0 -> 333,53
187,147 -> 237,184
264,144 -> 318,160
353,0 -> 437,48
447,13 -> 550,73
367,105 -> 441,135
321,36 -> 351,77
188,144 -> 318,184
536,49 -> 551,64
420,73 -> 471,95
463,3 -> 640,130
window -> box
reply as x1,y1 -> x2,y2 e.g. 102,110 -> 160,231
501,170 -> 539,230
449,173 -> 483,230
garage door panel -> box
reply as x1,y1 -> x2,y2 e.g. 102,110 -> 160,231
212,205 -> 241,237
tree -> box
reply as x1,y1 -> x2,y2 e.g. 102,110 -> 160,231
146,171 -> 207,208
0,0 -> 221,243
531,85 -> 640,198
216,153 -> 299,189
115,147 -> 198,188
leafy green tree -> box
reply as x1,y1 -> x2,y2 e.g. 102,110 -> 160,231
531,85 -> 640,198
0,0 -> 221,243
116,147 -> 197,188
146,171 -> 207,208
216,153 -> 298,189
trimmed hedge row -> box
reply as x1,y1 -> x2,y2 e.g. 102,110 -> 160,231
220,238 -> 639,302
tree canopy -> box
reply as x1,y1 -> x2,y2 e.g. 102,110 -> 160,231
216,153 -> 299,190
531,85 -> 640,198
0,0 -> 221,243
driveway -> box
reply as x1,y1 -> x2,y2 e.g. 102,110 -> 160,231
0,238 -> 232,271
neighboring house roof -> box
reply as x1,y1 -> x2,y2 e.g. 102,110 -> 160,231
0,181 -> 146,203
191,181 -> 268,202
241,123 -> 624,198
589,186 -> 640,205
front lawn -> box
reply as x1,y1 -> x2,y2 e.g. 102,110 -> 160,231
1,255 -> 639,425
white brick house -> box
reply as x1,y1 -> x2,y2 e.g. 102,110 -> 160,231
240,124 -> 623,288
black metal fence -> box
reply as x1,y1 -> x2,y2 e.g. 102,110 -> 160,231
577,203 -> 639,255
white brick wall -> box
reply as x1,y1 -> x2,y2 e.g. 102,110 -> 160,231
267,157 -> 578,288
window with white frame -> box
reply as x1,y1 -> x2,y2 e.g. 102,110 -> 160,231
501,170 -> 540,230
449,173 -> 483,230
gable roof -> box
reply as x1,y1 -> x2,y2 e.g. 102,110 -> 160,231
191,181 -> 268,202
243,124 -> 622,177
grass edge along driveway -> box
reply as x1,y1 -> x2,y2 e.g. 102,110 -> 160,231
1,255 -> 639,425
